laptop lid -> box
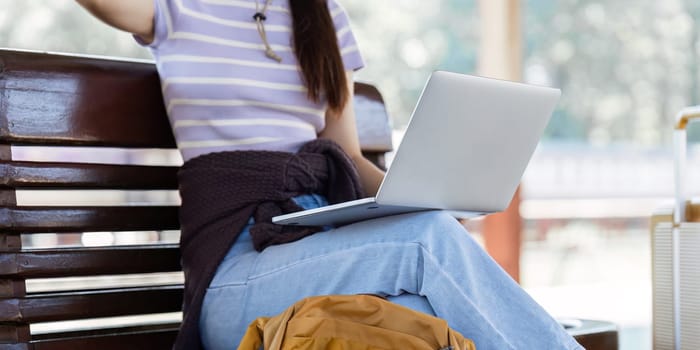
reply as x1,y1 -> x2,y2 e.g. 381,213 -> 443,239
375,71 -> 560,213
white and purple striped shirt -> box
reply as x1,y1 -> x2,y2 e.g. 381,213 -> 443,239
136,0 -> 365,161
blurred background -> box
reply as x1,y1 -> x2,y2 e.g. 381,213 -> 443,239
3,0 -> 700,349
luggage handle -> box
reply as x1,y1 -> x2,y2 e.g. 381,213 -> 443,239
673,106 -> 700,225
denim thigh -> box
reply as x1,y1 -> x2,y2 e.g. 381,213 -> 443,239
200,195 -> 438,349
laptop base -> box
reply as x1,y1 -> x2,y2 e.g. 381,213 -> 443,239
272,197 -> 489,227
272,197 -> 428,227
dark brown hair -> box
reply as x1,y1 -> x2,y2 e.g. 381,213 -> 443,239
289,0 -> 349,115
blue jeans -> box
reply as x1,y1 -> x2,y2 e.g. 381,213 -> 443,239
200,194 -> 582,350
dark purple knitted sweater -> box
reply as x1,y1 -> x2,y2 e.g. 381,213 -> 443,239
173,139 -> 364,350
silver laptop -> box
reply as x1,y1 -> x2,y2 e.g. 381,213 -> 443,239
273,71 -> 561,227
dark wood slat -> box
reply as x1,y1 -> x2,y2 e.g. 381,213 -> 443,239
0,145 -> 11,161
569,320 -> 618,350
1,234 -> 22,251
0,50 -> 175,148
0,279 -> 27,298
0,245 -> 180,278
30,323 -> 178,350
354,82 -> 384,104
0,50 -> 393,151
0,206 -> 179,233
574,330 -> 618,350
0,189 -> 17,206
354,83 -> 393,153
0,157 -> 388,189
0,161 -> 178,189
31,322 -> 180,341
0,323 -> 30,344
0,286 -> 183,323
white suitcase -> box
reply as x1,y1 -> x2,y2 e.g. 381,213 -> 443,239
651,107 -> 700,350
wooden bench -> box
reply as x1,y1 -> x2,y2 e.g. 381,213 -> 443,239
0,49 -> 616,349
0,48 -> 391,349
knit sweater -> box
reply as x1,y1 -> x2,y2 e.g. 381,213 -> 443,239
174,138 -> 365,349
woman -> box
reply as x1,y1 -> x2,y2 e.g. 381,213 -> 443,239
75,1 -> 582,349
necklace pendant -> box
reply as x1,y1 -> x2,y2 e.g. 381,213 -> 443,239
265,48 -> 283,63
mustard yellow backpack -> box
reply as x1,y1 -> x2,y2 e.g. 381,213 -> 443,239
237,294 -> 476,350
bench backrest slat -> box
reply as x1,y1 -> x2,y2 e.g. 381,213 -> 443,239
0,162 -> 179,189
31,324 -> 180,350
0,245 -> 181,279
0,206 -> 180,233
0,49 -> 393,153
4,286 -> 183,323
0,51 -> 174,148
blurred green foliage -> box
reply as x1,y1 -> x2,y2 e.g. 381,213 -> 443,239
525,0 -> 700,145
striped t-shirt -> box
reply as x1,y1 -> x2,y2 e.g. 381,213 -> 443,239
137,0 -> 365,161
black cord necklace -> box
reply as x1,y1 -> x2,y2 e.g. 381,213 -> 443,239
253,0 -> 282,62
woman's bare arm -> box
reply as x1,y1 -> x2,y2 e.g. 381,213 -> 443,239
319,72 -> 386,196
75,0 -> 155,43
